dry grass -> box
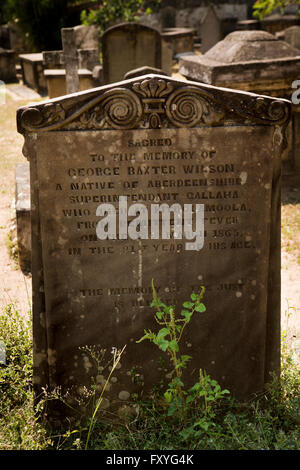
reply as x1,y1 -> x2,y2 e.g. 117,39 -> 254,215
281,184 -> 300,265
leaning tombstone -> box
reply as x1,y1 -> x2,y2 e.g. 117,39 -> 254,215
102,23 -> 162,83
179,30 -> 300,174
17,73 -> 290,422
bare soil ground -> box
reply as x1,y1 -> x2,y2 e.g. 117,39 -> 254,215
0,84 -> 299,361
0,86 -> 38,318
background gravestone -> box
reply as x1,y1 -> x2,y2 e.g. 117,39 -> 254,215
15,163 -> 31,273
43,25 -> 101,98
0,47 -> 17,82
283,25 -> 300,50
178,30 -> 300,174
61,27 -> 80,94
199,4 -> 222,53
17,74 -> 290,420
0,25 -> 11,49
102,23 -> 162,84
19,53 -> 47,95
260,13 -> 300,35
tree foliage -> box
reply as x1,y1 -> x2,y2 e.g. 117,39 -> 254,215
80,0 -> 161,37
253,0 -> 300,18
0,0 -> 81,51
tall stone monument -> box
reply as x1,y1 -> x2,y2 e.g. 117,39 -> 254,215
17,74 -> 290,420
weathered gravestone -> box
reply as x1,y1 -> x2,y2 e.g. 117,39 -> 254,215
0,47 -> 17,82
178,31 -> 300,173
17,74 -> 290,420
236,20 -> 261,31
61,28 -> 80,94
102,23 -> 162,84
15,163 -> 31,273
161,27 -> 195,56
283,25 -> 300,50
19,53 -> 47,95
0,25 -> 11,49
44,25 -> 101,98
199,5 -> 222,53
261,13 -> 300,35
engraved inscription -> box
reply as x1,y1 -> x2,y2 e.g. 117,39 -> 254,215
36,126 -> 273,319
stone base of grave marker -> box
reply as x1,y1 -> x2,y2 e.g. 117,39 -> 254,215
15,163 -> 31,273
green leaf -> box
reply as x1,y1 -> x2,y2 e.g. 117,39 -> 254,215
155,311 -> 163,320
181,309 -> 192,321
151,278 -> 157,301
136,330 -> 154,343
195,419 -> 211,431
190,293 -> 197,301
195,303 -> 206,313
181,354 -> 192,363
171,377 -> 184,388
186,395 -> 194,404
155,339 -> 170,352
157,328 -> 170,339
158,300 -> 168,310
164,390 -> 173,403
181,309 -> 189,317
168,339 -> 179,352
183,301 -> 194,309
167,404 -> 178,416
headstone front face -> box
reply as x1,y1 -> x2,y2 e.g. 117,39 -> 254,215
102,23 -> 162,83
17,74 -> 290,420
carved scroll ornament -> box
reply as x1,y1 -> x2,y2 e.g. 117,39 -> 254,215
18,76 -> 290,134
